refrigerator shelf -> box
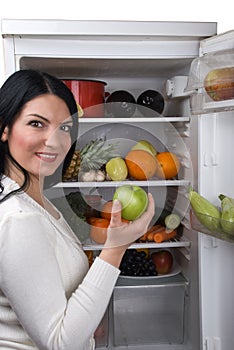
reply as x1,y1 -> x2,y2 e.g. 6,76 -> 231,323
83,237 -> 191,251
79,116 -> 190,123
56,180 -> 190,188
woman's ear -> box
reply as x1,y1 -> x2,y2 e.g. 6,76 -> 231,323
1,126 -> 9,142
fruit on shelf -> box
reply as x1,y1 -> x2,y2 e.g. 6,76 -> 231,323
151,250 -> 173,274
89,217 -> 110,244
113,184 -> 148,221
120,249 -> 158,277
63,150 -> 80,182
100,200 -> 114,220
155,152 -> 181,179
188,188 -> 221,231
125,149 -> 157,180
105,157 -> 128,181
63,138 -> 119,181
219,194 -> 234,235
204,67 -> 234,101
131,140 -> 157,156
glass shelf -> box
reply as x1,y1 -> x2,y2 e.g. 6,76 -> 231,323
83,236 -> 191,251
78,116 -> 190,123
55,179 -> 190,188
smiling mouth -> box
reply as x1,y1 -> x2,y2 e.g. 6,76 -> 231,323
36,152 -> 58,162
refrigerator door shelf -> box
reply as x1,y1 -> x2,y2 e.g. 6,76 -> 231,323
186,49 -> 234,114
190,93 -> 234,115
190,209 -> 234,243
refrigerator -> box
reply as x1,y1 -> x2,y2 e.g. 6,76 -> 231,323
1,19 -> 233,350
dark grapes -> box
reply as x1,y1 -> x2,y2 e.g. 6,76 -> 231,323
120,249 -> 158,277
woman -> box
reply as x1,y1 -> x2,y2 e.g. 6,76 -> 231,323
0,70 -> 154,350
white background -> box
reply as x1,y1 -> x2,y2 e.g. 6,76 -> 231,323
0,0 -> 233,82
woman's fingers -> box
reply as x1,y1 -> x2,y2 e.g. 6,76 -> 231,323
135,193 -> 155,227
109,199 -> 123,228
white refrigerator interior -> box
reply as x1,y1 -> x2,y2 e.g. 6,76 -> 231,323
1,19 -> 234,350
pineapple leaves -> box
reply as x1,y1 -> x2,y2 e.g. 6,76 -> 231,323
80,138 -> 119,171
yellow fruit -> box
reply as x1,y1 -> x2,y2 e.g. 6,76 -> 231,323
106,157 -> 128,181
131,140 -> 157,156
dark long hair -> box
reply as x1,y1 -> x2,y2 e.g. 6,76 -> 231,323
0,69 -> 78,202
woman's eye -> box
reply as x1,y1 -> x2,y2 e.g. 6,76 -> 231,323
60,124 -> 72,133
29,120 -> 43,128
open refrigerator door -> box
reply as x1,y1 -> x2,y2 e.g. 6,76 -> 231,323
186,30 -> 234,350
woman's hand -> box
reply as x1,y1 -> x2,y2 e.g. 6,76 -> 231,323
99,193 -> 154,268
104,193 -> 155,249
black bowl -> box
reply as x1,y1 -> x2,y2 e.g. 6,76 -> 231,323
106,90 -> 136,118
137,90 -> 164,115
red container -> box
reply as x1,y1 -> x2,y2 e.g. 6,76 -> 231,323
63,79 -> 107,117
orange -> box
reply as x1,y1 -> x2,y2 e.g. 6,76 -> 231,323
89,215 -> 129,244
100,200 -> 130,223
89,217 -> 110,244
125,149 -> 157,180
100,200 -> 113,220
155,152 -> 181,179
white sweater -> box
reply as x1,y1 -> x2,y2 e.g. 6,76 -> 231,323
0,177 -> 120,350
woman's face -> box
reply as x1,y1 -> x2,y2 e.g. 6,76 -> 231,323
2,94 -> 73,180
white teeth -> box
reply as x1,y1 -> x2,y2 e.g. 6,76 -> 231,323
38,154 -> 56,159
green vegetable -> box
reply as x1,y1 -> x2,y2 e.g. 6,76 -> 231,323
188,188 -> 220,232
219,194 -> 234,235
51,192 -> 90,242
165,214 -> 181,230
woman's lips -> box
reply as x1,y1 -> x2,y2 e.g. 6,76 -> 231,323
35,152 -> 58,163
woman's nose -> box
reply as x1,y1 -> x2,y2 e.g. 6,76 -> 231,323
44,128 -> 60,147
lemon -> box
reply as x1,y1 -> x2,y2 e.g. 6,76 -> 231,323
106,157 -> 128,181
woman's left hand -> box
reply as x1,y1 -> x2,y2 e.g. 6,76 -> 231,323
104,193 -> 155,249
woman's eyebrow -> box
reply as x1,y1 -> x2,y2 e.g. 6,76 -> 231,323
26,113 -> 49,122
61,119 -> 73,124
26,114 -> 73,124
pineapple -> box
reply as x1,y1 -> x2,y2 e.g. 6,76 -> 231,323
63,138 -> 119,182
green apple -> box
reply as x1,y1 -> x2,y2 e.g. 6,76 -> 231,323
113,185 -> 148,221
106,157 -> 128,181
131,140 -> 157,156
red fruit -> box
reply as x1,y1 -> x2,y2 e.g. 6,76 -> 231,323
151,250 -> 173,274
